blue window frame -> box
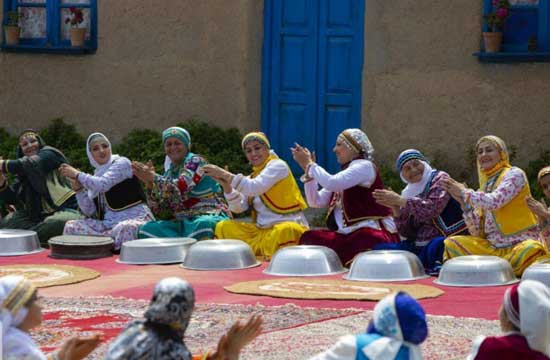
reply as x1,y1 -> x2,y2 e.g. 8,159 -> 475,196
2,0 -> 97,54
477,0 -> 550,61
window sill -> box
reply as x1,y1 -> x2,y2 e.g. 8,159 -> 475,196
474,51 -> 550,63
1,43 -> 96,54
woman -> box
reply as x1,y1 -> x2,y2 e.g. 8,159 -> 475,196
309,291 -> 428,360
292,128 -> 399,266
132,127 -> 229,239
467,280 -> 550,359
526,165 -> 550,250
59,133 -> 154,250
442,135 -> 549,276
1,275 -> 101,360
373,149 -> 467,273
0,130 -> 81,245
203,132 -> 308,259
105,277 -> 263,360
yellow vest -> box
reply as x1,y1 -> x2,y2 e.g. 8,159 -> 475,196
250,155 -> 307,215
482,167 -> 538,237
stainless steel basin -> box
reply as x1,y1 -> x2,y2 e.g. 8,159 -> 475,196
0,229 -> 43,256
522,260 -> 550,288
117,237 -> 196,265
343,250 -> 429,282
264,245 -> 347,276
181,239 -> 260,270
434,255 -> 519,287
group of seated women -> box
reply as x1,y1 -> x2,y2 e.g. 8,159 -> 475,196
0,127 -> 549,275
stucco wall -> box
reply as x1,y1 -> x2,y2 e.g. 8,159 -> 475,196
0,0 -> 263,142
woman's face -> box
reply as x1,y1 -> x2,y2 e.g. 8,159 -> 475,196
19,136 -> 40,157
333,138 -> 357,165
477,141 -> 501,171
164,137 -> 188,164
90,139 -> 111,165
244,140 -> 269,167
18,296 -> 43,332
540,174 -> 550,198
401,159 -> 425,183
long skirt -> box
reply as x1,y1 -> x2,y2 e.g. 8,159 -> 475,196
214,220 -> 308,259
444,235 -> 550,276
137,213 -> 228,240
299,226 -> 400,266
373,236 -> 446,273
0,209 -> 83,246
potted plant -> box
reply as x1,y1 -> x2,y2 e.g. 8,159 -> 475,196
483,0 -> 510,53
3,11 -> 22,46
64,7 -> 86,47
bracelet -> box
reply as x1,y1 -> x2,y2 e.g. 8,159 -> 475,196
304,162 -> 315,178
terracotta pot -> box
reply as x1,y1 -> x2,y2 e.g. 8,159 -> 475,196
483,32 -> 503,53
70,28 -> 86,47
4,26 -> 20,46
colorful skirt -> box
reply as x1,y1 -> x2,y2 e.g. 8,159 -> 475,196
214,220 -> 308,259
373,236 -> 446,273
138,213 -> 228,240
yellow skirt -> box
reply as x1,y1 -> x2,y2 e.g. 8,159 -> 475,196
444,235 -> 550,276
214,220 -> 308,259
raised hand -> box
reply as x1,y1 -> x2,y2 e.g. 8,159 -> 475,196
440,177 -> 467,202
210,315 -> 263,360
59,163 -> 80,180
290,143 -> 313,172
132,160 -> 156,188
58,334 -> 102,360
526,196 -> 550,222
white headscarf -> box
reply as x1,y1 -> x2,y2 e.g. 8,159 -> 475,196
400,162 -> 434,200
338,129 -> 374,161
518,280 -> 550,356
0,276 -> 45,360
86,132 -> 121,199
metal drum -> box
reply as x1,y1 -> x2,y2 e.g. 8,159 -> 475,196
181,239 -> 260,270
49,235 -> 114,260
343,250 -> 429,282
0,229 -> 43,256
434,255 -> 519,287
117,238 -> 197,265
522,260 -> 550,288
264,245 -> 346,276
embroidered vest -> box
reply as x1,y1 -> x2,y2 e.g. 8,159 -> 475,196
93,176 -> 146,220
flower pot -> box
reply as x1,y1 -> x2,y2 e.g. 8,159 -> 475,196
483,32 -> 503,53
70,28 -> 86,47
4,26 -> 20,46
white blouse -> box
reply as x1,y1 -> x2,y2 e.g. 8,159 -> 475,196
304,159 -> 396,234
224,159 -> 308,229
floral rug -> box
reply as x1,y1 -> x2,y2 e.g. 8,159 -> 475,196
34,296 -> 499,359
0,264 -> 100,287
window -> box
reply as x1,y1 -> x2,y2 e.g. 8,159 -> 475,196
2,0 -> 97,54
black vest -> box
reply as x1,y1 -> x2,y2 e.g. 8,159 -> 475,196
93,176 -> 146,220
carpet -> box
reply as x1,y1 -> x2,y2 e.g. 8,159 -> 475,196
33,296 -> 499,360
225,278 -> 444,301
0,264 -> 100,287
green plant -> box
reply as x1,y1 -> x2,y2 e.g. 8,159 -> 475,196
378,163 -> 404,193
114,129 -> 165,173
6,11 -> 21,27
484,0 -> 511,32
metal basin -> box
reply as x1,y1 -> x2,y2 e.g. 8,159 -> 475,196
343,250 -> 429,282
181,239 -> 260,270
0,229 -> 43,256
434,255 -> 519,287
522,260 -> 550,288
117,238 -> 197,265
264,245 -> 346,276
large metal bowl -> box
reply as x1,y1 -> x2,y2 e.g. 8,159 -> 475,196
264,245 -> 346,276
117,238 -> 197,265
522,260 -> 550,288
0,229 -> 43,256
181,239 -> 260,270
343,250 -> 429,282
434,255 -> 519,287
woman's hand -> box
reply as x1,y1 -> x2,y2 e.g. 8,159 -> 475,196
132,160 -> 156,188
209,315 -> 263,360
290,143 -> 314,172
203,164 -> 234,193
526,196 -> 550,222
59,164 -> 80,180
440,177 -> 467,202
58,335 -> 101,360
69,178 -> 83,192
373,189 -> 405,217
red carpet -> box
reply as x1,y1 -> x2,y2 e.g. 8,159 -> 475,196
0,250 -> 506,319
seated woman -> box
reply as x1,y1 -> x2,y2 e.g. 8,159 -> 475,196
59,133 -> 154,250
292,128 -> 399,266
442,135 -> 549,276
0,130 -> 81,245
203,132 -> 308,259
132,127 -> 229,239
1,275 -> 101,360
309,291 -> 428,360
467,280 -> 549,359
105,277 -> 263,360
526,165 -> 550,251
373,149 -> 467,273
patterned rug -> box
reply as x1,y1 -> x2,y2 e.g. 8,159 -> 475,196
225,278 -> 444,300
0,264 -> 100,287
33,296 -> 500,359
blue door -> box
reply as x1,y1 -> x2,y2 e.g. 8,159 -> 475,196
262,0 -> 365,174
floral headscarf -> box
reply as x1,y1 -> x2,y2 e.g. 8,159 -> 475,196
16,129 -> 45,159
337,128 -> 374,160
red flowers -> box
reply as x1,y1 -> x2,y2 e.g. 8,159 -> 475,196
484,0 -> 511,31
65,7 -> 84,28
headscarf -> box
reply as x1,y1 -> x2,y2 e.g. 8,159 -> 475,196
105,277 -> 195,360
363,291 -> 428,360
396,149 -> 435,199
0,276 -> 45,360
337,128 -> 374,161
16,129 -> 45,159
537,166 -> 550,185
475,135 -> 511,190
86,132 -> 122,199
242,131 -> 271,150
162,127 -> 191,173
503,280 -> 550,356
